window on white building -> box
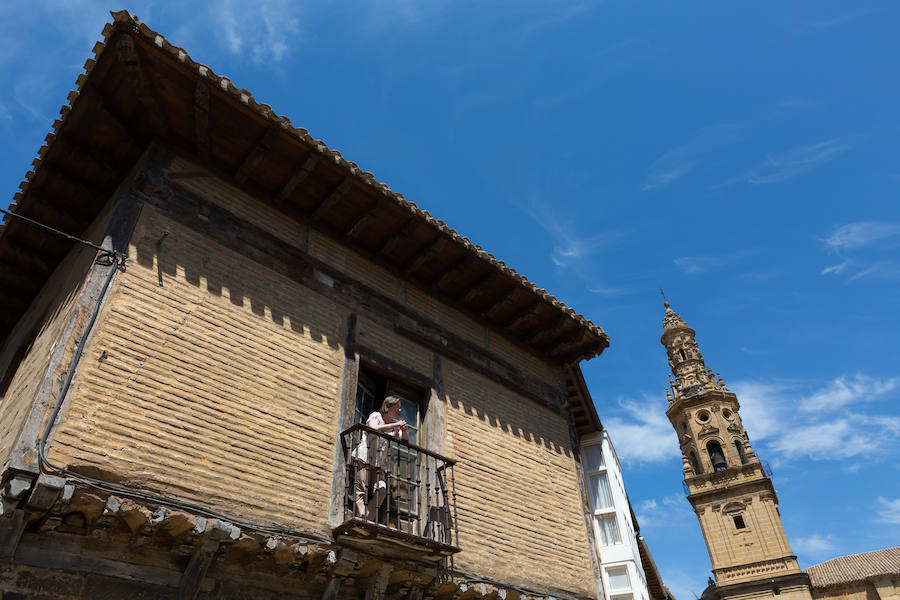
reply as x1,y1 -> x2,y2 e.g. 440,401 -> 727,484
582,440 -> 621,547
596,514 -> 622,545
607,565 -> 632,596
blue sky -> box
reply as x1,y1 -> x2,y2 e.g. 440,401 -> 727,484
2,2 -> 899,597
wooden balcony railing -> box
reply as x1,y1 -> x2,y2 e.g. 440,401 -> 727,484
336,424 -> 459,560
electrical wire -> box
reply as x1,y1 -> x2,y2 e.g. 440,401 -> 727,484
0,206 -> 121,259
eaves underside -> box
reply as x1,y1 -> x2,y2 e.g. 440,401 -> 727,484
0,11 -> 609,365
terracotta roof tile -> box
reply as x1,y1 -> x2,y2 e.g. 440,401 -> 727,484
806,546 -> 900,588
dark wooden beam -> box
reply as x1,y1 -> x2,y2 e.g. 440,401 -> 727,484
32,165 -> 102,213
484,285 -> 521,320
503,300 -> 543,333
312,177 -> 354,220
82,84 -> 146,155
1,239 -> 56,274
23,197 -> 87,236
235,126 -> 281,184
194,80 -> 210,160
459,271 -> 496,304
113,33 -> 167,135
378,219 -> 418,257
344,199 -> 384,238
276,154 -> 319,204
402,236 -> 448,275
527,315 -> 570,346
50,134 -> 120,189
548,329 -> 588,359
432,255 -> 475,291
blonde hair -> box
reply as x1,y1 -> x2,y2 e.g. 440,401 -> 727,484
380,394 -> 403,415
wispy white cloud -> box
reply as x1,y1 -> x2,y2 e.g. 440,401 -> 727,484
848,261 -> 900,281
673,254 -> 741,275
744,138 -> 851,185
792,533 -> 837,558
821,260 -> 852,276
604,394 -> 680,464
820,222 -> 900,281
636,494 -> 692,529
731,375 -> 900,462
211,0 -> 300,63
641,123 -> 744,191
823,221 -> 900,251
798,374 -> 896,412
876,497 -> 900,524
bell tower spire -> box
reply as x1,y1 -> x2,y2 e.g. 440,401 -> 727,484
660,302 -> 812,600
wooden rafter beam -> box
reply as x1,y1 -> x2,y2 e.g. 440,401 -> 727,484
459,271 -> 496,304
49,134 -> 120,188
235,126 -> 281,184
378,219 -> 418,257
503,300 -> 542,333
21,195 -> 87,235
276,154 -> 319,204
194,80 -> 210,160
82,84 -> 145,153
527,315 -> 570,346
548,329 -> 588,359
433,255 -> 475,290
2,239 -> 57,274
402,236 -> 448,275
114,33 -> 167,135
484,285 -> 521,320
344,199 -> 384,238
312,177 -> 354,220
34,164 -> 102,208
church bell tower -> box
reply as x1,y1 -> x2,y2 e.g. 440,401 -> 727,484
660,301 -> 812,600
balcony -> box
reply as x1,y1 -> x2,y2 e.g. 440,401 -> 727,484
334,424 -> 460,564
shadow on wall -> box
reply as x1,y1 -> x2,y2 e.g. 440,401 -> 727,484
130,211 -> 341,353
446,375 -> 572,459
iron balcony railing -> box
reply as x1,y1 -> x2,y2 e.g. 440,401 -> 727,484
340,423 -> 459,550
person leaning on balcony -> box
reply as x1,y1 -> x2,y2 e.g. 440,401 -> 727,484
353,394 -> 409,522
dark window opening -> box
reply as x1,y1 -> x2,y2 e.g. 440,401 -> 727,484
679,349 -> 687,360
355,366 -> 422,445
734,439 -> 747,465
707,440 -> 728,471
689,451 -> 703,475
733,515 -> 746,529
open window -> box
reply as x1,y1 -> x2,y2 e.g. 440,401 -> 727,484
335,363 -> 459,562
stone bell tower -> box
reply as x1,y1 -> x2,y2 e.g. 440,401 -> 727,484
660,301 -> 812,600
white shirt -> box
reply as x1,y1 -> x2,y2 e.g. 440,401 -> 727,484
353,411 -> 403,467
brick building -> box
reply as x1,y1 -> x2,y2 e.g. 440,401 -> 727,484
0,12 -> 669,600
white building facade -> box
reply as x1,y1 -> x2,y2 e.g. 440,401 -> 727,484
581,429 -> 651,600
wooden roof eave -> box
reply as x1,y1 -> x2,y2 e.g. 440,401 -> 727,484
0,12 -> 610,364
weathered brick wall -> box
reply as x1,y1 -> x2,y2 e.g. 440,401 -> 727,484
49,208 -> 346,533
444,359 -> 595,597
46,153 -> 595,595
0,201 -> 115,467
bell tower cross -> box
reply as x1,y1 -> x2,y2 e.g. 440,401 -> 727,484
660,301 -> 813,600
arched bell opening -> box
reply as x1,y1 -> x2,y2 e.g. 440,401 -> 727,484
707,440 -> 728,472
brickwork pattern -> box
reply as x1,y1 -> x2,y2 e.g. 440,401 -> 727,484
49,209 -> 346,532
444,359 -> 595,598
0,202 -> 116,466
